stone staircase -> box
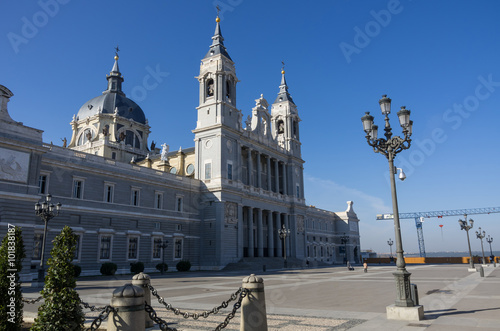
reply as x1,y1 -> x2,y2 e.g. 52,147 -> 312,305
223,257 -> 306,272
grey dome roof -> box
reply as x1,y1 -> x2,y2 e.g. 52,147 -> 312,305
76,56 -> 147,124
77,93 -> 146,124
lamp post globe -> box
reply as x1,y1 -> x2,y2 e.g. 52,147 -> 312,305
278,225 -> 290,268
486,235 -> 494,263
458,215 -> 475,269
34,194 -> 62,285
476,227 -> 486,265
387,239 -> 394,261
361,95 -> 414,308
340,233 -> 350,265
159,240 -> 169,274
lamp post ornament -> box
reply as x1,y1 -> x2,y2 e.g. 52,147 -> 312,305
388,238 -> 394,261
361,95 -> 414,307
476,227 -> 486,265
34,194 -> 62,284
159,240 -> 169,274
486,235 -> 494,263
278,224 -> 290,268
458,215 -> 475,269
340,233 -> 350,265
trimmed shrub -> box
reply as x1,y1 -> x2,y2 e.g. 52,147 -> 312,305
100,262 -> 117,276
31,226 -> 84,330
155,263 -> 168,273
0,226 -> 26,329
73,264 -> 82,278
176,260 -> 191,272
130,261 -> 144,274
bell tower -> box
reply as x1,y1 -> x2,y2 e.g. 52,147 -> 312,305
271,66 -> 302,159
195,15 -> 240,132
193,14 -> 242,183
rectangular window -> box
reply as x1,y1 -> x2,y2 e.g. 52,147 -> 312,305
100,236 -> 111,260
104,183 -> 114,203
32,234 -> 43,260
205,162 -> 212,180
73,179 -> 84,199
227,162 -> 233,180
296,185 -> 300,198
176,196 -> 183,212
128,237 -> 138,260
38,175 -> 48,194
154,192 -> 163,209
174,238 -> 183,259
152,238 -> 163,259
131,188 -> 140,206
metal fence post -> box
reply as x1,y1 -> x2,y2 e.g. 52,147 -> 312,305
132,272 -> 153,328
108,283 -> 145,331
240,274 -> 267,331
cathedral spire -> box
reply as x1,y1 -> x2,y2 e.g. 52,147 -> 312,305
204,13 -> 232,60
274,62 -> 294,104
105,46 -> 125,95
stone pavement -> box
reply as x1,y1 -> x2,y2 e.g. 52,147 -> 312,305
22,264 -> 500,330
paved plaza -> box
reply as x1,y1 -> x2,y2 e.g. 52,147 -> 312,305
22,264 -> 500,330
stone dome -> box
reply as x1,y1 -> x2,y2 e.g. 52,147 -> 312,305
77,92 -> 146,124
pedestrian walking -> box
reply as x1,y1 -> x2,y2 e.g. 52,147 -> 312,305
363,262 -> 368,273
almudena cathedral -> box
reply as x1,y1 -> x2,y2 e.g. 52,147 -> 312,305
0,16 -> 361,281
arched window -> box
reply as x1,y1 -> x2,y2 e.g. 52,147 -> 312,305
206,78 -> 214,97
226,80 -> 231,99
277,120 -> 284,134
77,128 -> 93,146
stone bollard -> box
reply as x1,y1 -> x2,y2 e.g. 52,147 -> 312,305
108,283 -> 145,331
132,272 -> 153,328
240,274 -> 267,331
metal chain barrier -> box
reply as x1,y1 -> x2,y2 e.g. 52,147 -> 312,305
85,305 -> 116,331
146,283 -> 249,330
80,298 -> 107,311
22,296 -> 43,304
144,302 -> 178,331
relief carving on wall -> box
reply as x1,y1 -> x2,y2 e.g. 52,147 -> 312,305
225,202 -> 238,224
296,215 -> 304,233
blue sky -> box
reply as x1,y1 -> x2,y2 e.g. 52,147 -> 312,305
1,0 -> 499,255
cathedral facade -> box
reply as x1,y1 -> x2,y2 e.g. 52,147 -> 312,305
0,17 -> 361,280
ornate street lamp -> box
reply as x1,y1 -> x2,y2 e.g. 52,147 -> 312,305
159,240 -> 169,274
34,194 -> 61,284
278,224 -> 290,268
486,235 -> 494,263
458,215 -> 475,269
476,227 -> 486,265
387,238 -> 394,261
340,233 -> 350,265
361,94 -> 414,308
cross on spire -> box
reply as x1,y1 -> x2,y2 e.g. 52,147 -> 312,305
114,45 -> 120,57
281,60 -> 285,72
216,5 -> 221,17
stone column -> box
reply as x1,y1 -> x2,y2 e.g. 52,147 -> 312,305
282,162 -> 287,195
266,155 -> 271,191
274,159 -> 279,193
108,284 -> 145,331
248,207 -> 254,257
257,208 -> 263,257
256,151 -> 261,188
241,274 -> 267,331
267,211 -> 274,257
248,149 -> 253,187
132,273 -> 153,328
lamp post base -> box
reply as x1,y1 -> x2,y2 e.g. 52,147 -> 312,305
386,304 -> 424,321
393,270 -> 414,307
